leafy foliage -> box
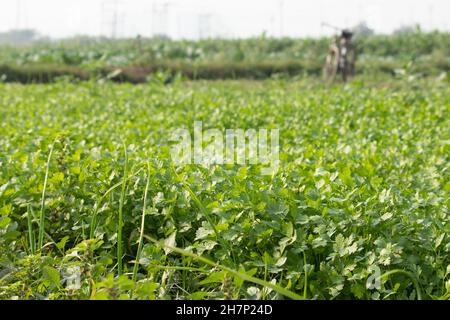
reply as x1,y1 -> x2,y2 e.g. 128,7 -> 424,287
0,78 -> 448,300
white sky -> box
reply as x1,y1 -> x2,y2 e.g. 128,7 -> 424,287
1,0 -> 449,39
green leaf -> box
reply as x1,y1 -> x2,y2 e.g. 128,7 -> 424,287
163,231 -> 177,254
43,266 -> 61,288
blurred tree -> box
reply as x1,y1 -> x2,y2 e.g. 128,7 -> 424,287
0,29 -> 41,44
393,24 -> 421,35
352,22 -> 375,37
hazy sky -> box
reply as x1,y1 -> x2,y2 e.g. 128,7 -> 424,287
1,0 -> 449,39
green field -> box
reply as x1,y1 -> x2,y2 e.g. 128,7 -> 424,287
1,32 -> 449,82
0,77 -> 449,300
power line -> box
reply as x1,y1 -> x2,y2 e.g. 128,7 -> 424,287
428,4 -> 434,31
16,0 -> 23,29
152,1 -> 174,38
102,0 -> 125,38
198,14 -> 212,39
279,0 -> 284,37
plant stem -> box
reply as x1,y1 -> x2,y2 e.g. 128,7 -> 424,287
38,140 -> 55,250
117,143 -> 128,276
27,204 -> 35,255
132,161 -> 151,284
303,251 -> 308,299
89,167 -> 144,239
380,269 -> 422,300
171,165 -> 236,264
144,234 -> 304,300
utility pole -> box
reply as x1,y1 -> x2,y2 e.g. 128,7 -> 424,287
111,0 -> 118,38
270,15 -> 275,37
198,14 -> 212,39
102,0 -> 124,38
163,2 -> 171,37
16,0 -> 22,29
428,4 -> 434,31
357,2 -> 363,26
152,2 -> 156,36
279,0 -> 284,37
152,1 -> 173,38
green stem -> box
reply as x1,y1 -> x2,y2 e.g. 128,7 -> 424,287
117,143 -> 128,276
27,204 -> 35,255
38,140 -> 55,250
149,265 -> 208,273
380,269 -> 422,300
89,167 -> 144,239
144,234 -> 304,300
303,251 -> 308,299
132,162 -> 151,284
171,165 -> 235,263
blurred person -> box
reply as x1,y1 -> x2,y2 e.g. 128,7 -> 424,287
324,29 -> 356,82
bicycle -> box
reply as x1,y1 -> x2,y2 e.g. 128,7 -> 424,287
324,29 -> 356,82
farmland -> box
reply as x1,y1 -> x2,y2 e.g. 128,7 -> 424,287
0,76 -> 449,300
1,31 -> 449,82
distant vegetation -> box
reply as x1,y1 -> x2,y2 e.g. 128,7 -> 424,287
0,29 -> 44,45
0,31 -> 449,82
